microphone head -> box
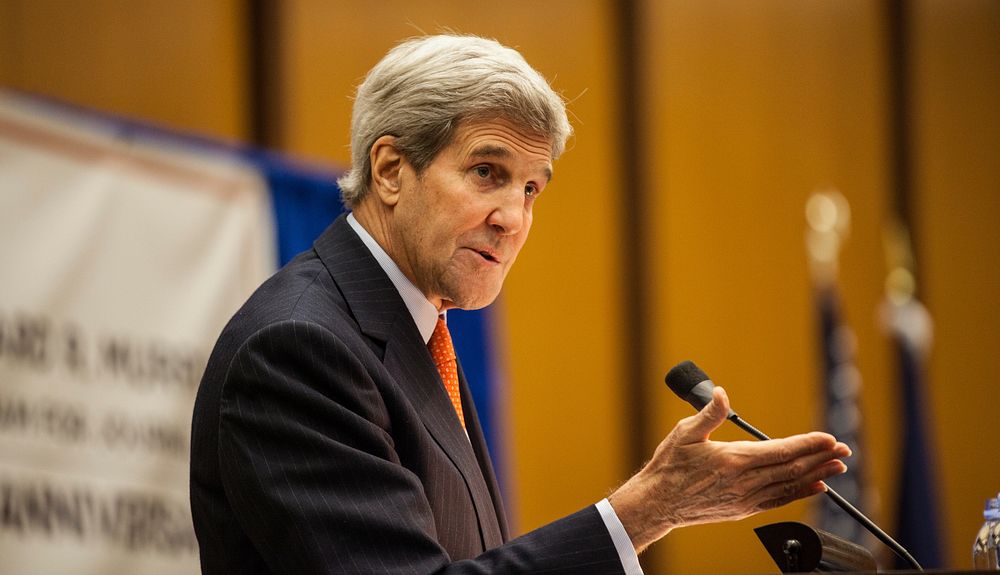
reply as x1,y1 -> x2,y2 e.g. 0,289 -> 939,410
665,360 -> 710,397
664,360 -> 719,412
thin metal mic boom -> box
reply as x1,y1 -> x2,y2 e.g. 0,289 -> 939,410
664,361 -> 923,571
729,413 -> 923,571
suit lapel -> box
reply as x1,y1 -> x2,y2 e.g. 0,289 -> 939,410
457,361 -> 509,544
382,325 -> 504,551
313,215 -> 503,550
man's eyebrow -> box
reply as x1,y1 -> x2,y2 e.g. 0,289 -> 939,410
469,144 -> 511,159
469,145 -> 553,182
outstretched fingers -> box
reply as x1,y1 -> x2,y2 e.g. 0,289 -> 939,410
738,436 -> 849,476
737,431 -> 851,469
741,451 -> 849,510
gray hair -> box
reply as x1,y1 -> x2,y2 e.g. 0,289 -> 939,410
337,34 -> 572,208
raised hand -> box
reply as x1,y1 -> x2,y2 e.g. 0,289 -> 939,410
608,386 -> 851,553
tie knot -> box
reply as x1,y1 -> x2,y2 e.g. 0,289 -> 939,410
428,317 -> 456,366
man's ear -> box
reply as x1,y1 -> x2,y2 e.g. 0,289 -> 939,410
370,135 -> 404,207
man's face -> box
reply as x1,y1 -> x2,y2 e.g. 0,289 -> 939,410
388,119 -> 554,310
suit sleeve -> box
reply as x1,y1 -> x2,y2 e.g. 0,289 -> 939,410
217,319 -> 626,575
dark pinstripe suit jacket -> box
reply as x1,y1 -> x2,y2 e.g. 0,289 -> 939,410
190,214 -> 625,574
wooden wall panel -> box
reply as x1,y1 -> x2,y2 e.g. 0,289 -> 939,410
275,0 -> 627,535
0,0 -> 248,140
641,2 -> 893,572
912,0 -> 1000,567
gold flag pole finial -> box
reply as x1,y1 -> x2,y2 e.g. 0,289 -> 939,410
806,188 -> 851,287
882,218 -> 916,306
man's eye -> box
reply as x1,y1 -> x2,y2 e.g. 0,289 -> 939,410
524,185 -> 538,198
474,165 -> 491,178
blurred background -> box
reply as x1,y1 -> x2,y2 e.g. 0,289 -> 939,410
1,1 -> 997,573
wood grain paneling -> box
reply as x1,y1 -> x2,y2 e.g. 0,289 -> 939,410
641,2 -> 893,572
912,0 -> 1000,567
0,0 -> 248,140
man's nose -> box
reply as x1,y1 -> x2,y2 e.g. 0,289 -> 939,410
486,185 -> 525,236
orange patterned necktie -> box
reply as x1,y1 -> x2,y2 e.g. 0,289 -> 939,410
428,317 -> 465,429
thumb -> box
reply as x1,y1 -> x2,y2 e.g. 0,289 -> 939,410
685,386 -> 731,441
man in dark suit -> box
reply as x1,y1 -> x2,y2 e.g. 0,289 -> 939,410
190,35 -> 850,574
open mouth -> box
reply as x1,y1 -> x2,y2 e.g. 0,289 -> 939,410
475,249 -> 499,263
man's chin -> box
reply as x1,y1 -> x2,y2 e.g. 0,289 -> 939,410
443,288 -> 501,311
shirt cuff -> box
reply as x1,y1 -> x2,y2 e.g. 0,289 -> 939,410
595,498 -> 644,575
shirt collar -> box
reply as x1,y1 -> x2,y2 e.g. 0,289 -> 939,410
346,212 -> 441,343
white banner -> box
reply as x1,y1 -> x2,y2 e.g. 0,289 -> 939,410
0,92 -> 275,574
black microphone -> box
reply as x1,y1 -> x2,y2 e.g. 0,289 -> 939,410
664,360 -> 923,571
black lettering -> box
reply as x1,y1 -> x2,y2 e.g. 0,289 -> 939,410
0,398 -> 28,432
0,312 -> 208,393
100,489 -> 197,554
0,395 -> 88,443
100,338 -> 133,381
0,481 -> 26,533
101,414 -> 188,459
0,313 -> 52,369
0,477 -> 196,556
61,324 -> 89,375
99,337 -> 203,391
0,478 -> 89,538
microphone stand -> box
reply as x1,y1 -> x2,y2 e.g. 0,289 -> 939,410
729,414 -> 924,571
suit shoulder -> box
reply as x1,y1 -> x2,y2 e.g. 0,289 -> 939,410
200,249 -> 362,391
237,250 -> 349,332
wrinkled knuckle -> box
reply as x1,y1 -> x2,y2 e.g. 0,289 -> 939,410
786,460 -> 806,480
775,443 -> 793,462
